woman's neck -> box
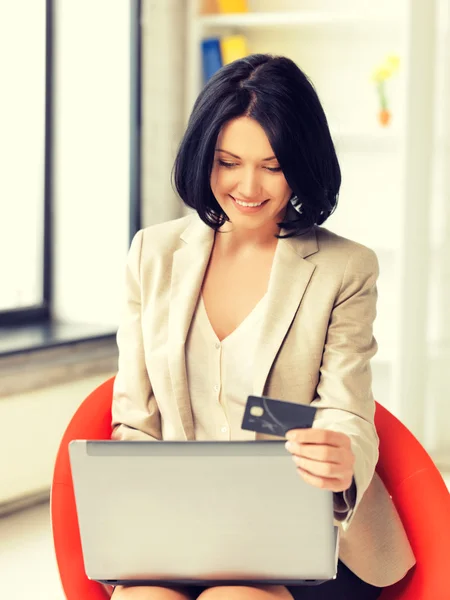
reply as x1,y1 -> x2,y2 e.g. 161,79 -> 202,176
215,224 -> 279,256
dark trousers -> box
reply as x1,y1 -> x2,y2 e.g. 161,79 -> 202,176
287,560 -> 382,599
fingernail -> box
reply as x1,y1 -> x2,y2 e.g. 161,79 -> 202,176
285,441 -> 293,451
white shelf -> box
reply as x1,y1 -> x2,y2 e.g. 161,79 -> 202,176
198,11 -> 399,29
332,129 -> 401,148
332,128 -> 400,140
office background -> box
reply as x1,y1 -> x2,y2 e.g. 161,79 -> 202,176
0,1 -> 449,598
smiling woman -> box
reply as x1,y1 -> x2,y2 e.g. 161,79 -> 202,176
172,54 -> 341,238
110,54 -> 415,600
210,117 -> 292,235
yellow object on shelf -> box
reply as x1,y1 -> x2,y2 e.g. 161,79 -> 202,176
371,54 -> 400,83
371,54 -> 401,128
217,0 -> 248,13
220,35 -> 248,64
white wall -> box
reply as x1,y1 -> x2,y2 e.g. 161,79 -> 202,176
141,0 -> 187,227
426,0 -> 450,454
1,374 -> 114,505
52,0 -> 131,327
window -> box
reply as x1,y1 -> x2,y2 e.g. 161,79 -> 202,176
0,0 -> 142,330
0,0 -> 52,324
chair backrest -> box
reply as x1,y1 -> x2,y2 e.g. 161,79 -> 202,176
374,402 -> 450,600
51,377 -> 115,600
51,378 -> 450,599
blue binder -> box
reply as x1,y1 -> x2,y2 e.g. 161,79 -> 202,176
201,38 -> 223,83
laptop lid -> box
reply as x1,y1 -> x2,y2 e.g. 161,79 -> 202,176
69,440 -> 337,586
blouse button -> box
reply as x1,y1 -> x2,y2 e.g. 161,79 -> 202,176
215,342 -> 221,349
214,384 -> 220,392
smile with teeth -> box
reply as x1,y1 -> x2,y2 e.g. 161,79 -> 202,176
231,196 -> 267,207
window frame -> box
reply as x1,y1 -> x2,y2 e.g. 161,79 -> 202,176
0,0 -> 142,327
0,0 -> 53,326
129,0 -> 142,243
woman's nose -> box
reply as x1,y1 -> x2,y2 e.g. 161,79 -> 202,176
237,168 -> 261,199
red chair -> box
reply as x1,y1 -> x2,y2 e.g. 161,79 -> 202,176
51,377 -> 450,599
51,377 -> 115,600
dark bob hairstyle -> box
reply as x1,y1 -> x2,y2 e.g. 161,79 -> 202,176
172,53 -> 341,237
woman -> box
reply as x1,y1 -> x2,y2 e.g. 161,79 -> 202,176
110,54 -> 415,600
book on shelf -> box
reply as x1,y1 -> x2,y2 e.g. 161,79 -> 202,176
201,0 -> 249,13
201,35 -> 249,83
201,38 -> 223,83
220,34 -> 248,65
217,0 -> 248,12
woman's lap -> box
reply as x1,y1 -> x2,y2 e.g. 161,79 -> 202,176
171,561 -> 383,600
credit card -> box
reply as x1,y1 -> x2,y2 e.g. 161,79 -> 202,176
241,395 -> 317,437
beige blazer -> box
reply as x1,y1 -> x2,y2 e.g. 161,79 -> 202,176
111,214 -> 416,587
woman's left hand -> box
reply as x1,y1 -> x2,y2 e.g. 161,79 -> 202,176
285,428 -> 355,493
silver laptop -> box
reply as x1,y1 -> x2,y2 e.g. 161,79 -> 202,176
69,440 -> 338,587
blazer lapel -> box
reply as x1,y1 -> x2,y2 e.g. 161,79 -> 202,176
168,217 -> 215,440
253,228 -> 319,397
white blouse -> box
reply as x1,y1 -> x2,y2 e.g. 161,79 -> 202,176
185,294 -> 267,441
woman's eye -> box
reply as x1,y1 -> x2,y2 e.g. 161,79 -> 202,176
217,160 -> 281,172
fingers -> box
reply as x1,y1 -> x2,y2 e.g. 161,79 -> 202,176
291,452 -> 353,492
285,428 -> 351,449
296,467 -> 353,493
284,429 -> 355,493
291,454 -> 343,478
285,440 -> 344,463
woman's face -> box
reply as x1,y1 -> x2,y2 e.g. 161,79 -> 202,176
210,117 -> 292,233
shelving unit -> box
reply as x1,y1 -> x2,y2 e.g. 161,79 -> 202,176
332,128 -> 400,150
184,0 -> 445,444
198,10 -> 399,28
186,2 -> 404,125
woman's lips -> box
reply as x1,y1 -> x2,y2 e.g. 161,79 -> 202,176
229,195 -> 269,213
